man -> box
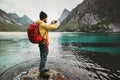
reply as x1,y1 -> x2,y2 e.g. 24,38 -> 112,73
36,11 -> 60,78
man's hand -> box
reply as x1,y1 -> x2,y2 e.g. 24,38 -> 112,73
51,20 -> 57,24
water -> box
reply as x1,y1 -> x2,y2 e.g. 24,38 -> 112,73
0,32 -> 120,80
59,32 -> 120,55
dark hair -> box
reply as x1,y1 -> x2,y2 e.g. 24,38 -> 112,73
39,11 -> 48,20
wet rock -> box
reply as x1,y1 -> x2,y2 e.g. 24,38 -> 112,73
20,68 -> 68,80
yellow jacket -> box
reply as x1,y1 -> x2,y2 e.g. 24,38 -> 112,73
36,19 -> 60,45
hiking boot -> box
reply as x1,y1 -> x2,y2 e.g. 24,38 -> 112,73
44,69 -> 49,72
40,71 -> 50,78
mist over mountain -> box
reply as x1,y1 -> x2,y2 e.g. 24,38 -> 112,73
59,0 -> 120,32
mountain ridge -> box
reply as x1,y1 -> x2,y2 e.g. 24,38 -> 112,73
58,8 -> 70,22
59,0 -> 120,32
8,13 -> 33,28
0,9 -> 33,31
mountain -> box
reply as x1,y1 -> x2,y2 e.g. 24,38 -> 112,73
8,13 -> 33,29
0,21 -> 24,32
58,9 -> 70,22
0,9 -> 24,31
18,15 -> 33,28
8,13 -> 23,26
59,0 -> 120,32
0,9 -> 33,31
0,9 -> 16,24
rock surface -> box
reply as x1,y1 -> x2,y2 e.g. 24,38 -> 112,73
58,9 -> 70,22
20,68 -> 68,80
0,58 -> 96,80
59,0 -> 120,32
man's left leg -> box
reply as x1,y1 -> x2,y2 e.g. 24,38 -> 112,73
39,43 -> 49,78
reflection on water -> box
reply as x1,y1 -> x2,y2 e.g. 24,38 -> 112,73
0,32 -> 120,80
59,32 -> 120,55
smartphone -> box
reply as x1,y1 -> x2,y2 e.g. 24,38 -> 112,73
54,21 -> 57,23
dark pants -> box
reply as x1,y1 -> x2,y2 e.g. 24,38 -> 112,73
38,42 -> 48,72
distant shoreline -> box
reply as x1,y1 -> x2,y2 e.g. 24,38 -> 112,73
0,31 -> 120,33
0,32 -> 27,35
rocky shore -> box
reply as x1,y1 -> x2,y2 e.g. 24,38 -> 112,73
19,68 -> 68,80
0,58 -> 91,80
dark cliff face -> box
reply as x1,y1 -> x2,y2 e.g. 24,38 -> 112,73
60,0 -> 120,32
96,0 -> 120,20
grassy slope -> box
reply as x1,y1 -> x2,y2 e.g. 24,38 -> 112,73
0,21 -> 25,32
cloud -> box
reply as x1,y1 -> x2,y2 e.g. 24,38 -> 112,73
0,0 -> 83,22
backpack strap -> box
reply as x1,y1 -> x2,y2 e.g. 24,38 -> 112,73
37,22 -> 46,43
36,22 -> 41,35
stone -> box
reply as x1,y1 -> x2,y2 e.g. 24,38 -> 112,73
20,68 -> 68,80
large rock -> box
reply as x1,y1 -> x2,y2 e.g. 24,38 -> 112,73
20,68 -> 68,80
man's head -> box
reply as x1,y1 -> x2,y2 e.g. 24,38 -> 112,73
39,11 -> 48,23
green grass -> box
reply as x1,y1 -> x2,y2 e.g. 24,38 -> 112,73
57,21 -> 79,32
57,18 -> 113,32
0,21 -> 25,32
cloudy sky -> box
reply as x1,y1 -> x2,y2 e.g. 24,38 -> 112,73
0,0 -> 83,22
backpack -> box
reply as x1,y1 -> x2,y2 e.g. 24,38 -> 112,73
27,22 -> 43,43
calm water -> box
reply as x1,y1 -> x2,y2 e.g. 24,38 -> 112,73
0,32 -> 120,80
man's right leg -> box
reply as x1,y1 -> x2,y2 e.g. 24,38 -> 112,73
39,42 -> 50,78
